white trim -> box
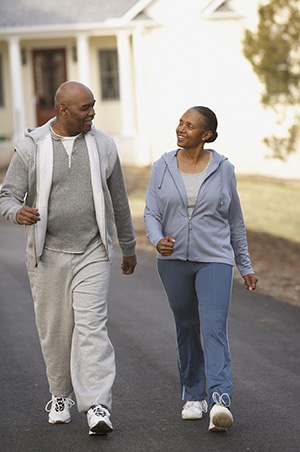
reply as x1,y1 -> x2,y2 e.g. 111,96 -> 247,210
76,33 -> 91,86
35,133 -> 53,258
8,36 -> 25,141
0,20 -> 157,40
117,31 -> 136,137
120,0 -> 154,23
201,0 -> 242,19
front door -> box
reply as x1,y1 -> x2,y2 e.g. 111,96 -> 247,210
33,49 -> 67,126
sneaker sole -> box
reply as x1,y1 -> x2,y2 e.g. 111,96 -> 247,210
182,413 -> 203,420
210,411 -> 233,431
48,418 -> 71,424
89,420 -> 113,435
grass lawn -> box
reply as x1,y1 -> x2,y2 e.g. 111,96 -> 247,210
237,176 -> 300,244
124,166 -> 300,245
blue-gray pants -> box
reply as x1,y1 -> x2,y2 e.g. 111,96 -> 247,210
157,260 -> 233,408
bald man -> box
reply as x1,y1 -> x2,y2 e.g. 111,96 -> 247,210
0,81 -> 137,435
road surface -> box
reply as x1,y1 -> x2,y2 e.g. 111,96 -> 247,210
0,215 -> 299,451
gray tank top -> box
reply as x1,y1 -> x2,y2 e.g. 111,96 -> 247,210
180,151 -> 213,217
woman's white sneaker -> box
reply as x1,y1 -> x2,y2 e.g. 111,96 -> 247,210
181,400 -> 208,420
209,392 -> 233,431
45,396 -> 75,424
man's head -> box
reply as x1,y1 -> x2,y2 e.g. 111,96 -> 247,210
53,81 -> 96,136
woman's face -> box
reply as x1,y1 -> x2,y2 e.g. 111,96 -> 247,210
176,109 -> 210,150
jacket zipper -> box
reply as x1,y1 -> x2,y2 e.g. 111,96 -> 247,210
187,215 -> 192,260
185,170 -> 211,261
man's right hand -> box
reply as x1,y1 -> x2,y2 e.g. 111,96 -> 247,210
16,206 -> 40,225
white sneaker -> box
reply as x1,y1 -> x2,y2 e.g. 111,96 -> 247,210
209,392 -> 233,432
181,400 -> 208,420
45,396 -> 75,424
87,404 -> 113,435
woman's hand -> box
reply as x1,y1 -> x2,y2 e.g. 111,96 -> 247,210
157,236 -> 176,256
243,274 -> 258,291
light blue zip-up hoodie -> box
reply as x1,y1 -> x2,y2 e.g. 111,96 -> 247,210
144,149 -> 253,277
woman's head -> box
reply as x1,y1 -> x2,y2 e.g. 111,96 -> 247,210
190,106 -> 218,143
176,106 -> 218,150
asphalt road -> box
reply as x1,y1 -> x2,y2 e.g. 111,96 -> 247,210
0,215 -> 299,452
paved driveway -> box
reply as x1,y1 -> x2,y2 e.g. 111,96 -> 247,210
0,216 -> 299,452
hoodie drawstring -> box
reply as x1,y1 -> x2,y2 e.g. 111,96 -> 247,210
158,164 -> 168,189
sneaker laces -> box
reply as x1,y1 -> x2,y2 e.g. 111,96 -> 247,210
183,401 -> 196,409
45,396 -> 75,413
183,400 -> 207,410
212,392 -> 231,408
91,404 -> 108,418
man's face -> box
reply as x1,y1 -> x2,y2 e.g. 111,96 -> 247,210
64,88 -> 96,136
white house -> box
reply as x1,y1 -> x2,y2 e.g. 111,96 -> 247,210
0,0 -> 299,179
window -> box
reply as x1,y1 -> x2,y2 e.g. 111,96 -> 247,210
0,54 -> 4,107
99,50 -> 120,100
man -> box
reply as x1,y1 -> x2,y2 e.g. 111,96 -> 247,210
0,81 -> 137,435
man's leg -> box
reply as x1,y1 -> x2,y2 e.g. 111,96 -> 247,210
70,242 -> 115,415
26,249 -> 74,397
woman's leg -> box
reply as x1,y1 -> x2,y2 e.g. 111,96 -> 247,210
157,259 -> 206,401
194,262 -> 233,408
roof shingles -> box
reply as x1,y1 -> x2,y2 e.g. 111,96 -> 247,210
0,0 -> 141,27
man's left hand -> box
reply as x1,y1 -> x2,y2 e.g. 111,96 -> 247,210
121,255 -> 137,275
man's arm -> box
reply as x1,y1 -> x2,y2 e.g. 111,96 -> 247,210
0,150 -> 29,223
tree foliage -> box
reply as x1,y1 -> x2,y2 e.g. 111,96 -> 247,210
243,0 -> 300,160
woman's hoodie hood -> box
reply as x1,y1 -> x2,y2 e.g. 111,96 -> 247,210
157,149 -> 228,207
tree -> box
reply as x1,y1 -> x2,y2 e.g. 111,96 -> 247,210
243,0 -> 300,160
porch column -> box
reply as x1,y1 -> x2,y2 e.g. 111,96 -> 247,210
117,31 -> 136,136
132,26 -> 151,165
8,36 -> 25,141
76,33 -> 91,87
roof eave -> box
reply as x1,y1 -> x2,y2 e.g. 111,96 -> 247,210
120,0 -> 154,23
201,0 -> 243,20
202,12 -> 243,20
0,18 -> 158,39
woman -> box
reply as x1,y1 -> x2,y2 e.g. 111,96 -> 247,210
144,106 -> 257,432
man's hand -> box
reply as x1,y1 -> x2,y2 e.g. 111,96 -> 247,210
243,274 -> 258,291
157,236 -> 176,256
121,255 -> 137,275
16,206 -> 40,225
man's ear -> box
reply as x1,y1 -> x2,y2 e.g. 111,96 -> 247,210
58,104 -> 68,118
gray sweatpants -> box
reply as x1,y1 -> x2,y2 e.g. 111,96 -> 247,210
26,241 -> 115,414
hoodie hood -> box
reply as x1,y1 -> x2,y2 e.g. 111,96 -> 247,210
158,149 -> 228,192
24,117 -> 57,144
161,148 -> 227,166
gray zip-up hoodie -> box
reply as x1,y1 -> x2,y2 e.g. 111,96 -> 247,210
144,149 -> 253,277
0,118 -> 136,265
